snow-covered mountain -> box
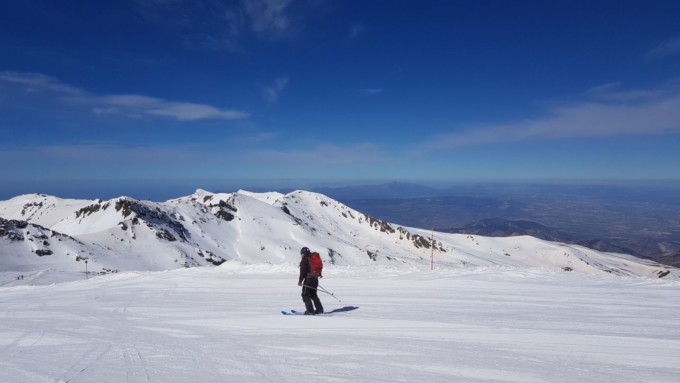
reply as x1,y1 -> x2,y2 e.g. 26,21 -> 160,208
1,189 -> 677,280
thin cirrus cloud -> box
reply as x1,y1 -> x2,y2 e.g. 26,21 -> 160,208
0,71 -> 249,121
261,77 -> 289,103
646,36 -> 680,60
363,88 -> 384,94
92,94 -> 249,121
348,23 -> 367,39
583,82 -> 672,102
0,71 -> 84,95
424,82 -> 680,149
135,0 -> 301,51
242,0 -> 295,40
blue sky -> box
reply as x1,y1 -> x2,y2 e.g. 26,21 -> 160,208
1,0 -> 680,199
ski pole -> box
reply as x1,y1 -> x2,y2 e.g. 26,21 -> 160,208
319,285 -> 342,302
303,284 -> 342,302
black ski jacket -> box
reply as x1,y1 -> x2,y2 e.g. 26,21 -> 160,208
298,255 -> 311,284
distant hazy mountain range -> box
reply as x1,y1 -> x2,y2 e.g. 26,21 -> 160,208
314,182 -> 680,267
1,189 -> 677,280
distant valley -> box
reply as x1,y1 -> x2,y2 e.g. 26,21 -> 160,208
317,182 -> 680,267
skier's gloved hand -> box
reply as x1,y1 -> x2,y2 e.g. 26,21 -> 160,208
297,281 -> 302,286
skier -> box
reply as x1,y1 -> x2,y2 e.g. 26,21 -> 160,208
298,246 -> 324,315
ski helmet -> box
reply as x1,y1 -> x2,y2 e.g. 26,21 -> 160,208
300,247 -> 311,256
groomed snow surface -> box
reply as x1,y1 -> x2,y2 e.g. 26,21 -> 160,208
2,264 -> 679,383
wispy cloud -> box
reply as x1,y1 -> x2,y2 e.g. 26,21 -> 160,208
261,77 -> 289,103
424,83 -> 680,149
348,23 -> 367,39
0,71 -> 248,121
0,71 -> 84,95
646,36 -> 680,60
92,95 -> 248,121
135,0 -> 306,51
243,0 -> 295,40
583,81 -> 675,102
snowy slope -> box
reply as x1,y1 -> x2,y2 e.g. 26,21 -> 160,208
0,217 -> 109,273
1,189 -> 678,280
1,265 -> 679,382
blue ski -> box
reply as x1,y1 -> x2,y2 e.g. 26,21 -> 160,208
281,309 -> 321,315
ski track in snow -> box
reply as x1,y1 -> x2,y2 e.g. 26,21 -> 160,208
0,265 -> 679,382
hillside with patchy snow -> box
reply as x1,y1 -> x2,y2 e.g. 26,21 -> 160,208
1,189 -> 677,280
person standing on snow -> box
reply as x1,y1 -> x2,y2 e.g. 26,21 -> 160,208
298,246 -> 324,315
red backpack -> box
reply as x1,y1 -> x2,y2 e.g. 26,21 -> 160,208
308,252 -> 323,277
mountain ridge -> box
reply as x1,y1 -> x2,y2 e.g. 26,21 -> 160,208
1,189 -> 678,281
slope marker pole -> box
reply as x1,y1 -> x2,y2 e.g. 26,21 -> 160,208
431,227 -> 434,270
